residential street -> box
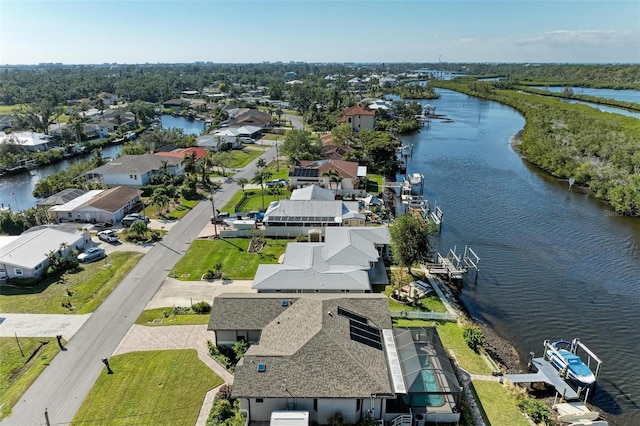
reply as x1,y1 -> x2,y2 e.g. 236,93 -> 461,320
2,145 -> 277,426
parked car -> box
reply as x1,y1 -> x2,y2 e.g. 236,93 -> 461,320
122,213 -> 149,227
77,247 -> 106,263
211,211 -> 230,224
97,229 -> 119,243
94,221 -> 114,230
266,179 -> 285,188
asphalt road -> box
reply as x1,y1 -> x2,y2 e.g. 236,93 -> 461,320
3,145 -> 277,426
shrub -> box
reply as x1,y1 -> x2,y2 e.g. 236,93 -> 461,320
218,384 -> 233,400
193,301 -> 211,314
463,325 -> 485,353
518,398 -> 553,425
295,235 -> 307,242
232,340 -> 248,361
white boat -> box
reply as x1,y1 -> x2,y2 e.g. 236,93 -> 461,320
409,172 -> 423,186
546,340 -> 596,388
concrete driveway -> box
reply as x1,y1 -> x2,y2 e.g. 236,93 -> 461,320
145,278 -> 255,309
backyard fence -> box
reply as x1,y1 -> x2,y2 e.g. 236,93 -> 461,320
390,310 -> 457,321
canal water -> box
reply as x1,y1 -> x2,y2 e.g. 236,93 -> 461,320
401,89 -> 640,425
0,115 -> 202,210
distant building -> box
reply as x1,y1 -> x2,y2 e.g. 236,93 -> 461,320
0,131 -> 53,152
338,105 -> 375,136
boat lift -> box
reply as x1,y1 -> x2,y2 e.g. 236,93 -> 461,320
428,246 -> 480,282
543,339 -> 603,401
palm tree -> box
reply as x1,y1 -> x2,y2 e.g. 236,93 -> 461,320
252,169 -> 272,210
150,188 -> 170,217
237,177 -> 249,193
256,157 -> 267,170
322,169 -> 340,191
91,148 -> 105,168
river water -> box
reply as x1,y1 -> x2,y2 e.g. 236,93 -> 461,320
0,115 -> 202,210
400,89 -> 640,425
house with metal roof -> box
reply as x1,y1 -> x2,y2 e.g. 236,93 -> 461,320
83,154 -> 183,186
0,131 -> 53,152
49,186 -> 143,225
0,225 -> 90,282
252,226 -> 390,293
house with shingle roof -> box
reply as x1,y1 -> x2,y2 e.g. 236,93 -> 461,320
84,154 -> 183,186
210,293 -> 395,424
49,186 -> 143,224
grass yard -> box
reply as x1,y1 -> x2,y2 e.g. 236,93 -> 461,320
436,322 -> 493,375
0,337 -> 64,420
143,197 -> 201,220
73,350 -> 223,426
367,174 -> 384,193
471,381 -> 530,426
172,238 -> 288,280
229,149 -> 264,168
136,307 -> 211,326
0,104 -> 24,114
221,189 -> 291,213
0,252 -> 144,314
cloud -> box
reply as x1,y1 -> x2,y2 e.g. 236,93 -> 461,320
512,30 -> 639,47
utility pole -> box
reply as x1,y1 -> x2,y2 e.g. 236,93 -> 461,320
210,188 -> 218,238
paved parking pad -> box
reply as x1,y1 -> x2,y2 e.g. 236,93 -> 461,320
0,313 -> 91,340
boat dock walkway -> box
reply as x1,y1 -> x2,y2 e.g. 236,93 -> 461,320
504,357 -> 579,400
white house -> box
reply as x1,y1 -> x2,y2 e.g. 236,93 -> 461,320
252,226 -> 390,293
84,154 -> 183,186
49,186 -> 143,224
0,225 -> 90,282
263,185 -> 366,238
0,131 -> 53,152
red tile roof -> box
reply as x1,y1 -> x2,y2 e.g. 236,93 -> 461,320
155,147 -> 209,161
342,105 -> 375,116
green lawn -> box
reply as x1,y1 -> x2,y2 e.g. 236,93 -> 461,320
143,197 -> 201,220
436,322 -> 493,375
172,238 -> 288,280
0,337 -> 64,420
229,149 -> 264,168
136,307 -> 211,326
367,174 -> 384,193
73,350 -> 223,426
220,189 -> 291,213
472,381 -> 530,426
0,104 -> 24,114
0,252 -> 144,314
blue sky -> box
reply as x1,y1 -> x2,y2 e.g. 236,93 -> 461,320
1,0 -> 638,64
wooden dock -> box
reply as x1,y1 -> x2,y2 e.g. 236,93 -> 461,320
505,357 -> 579,400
